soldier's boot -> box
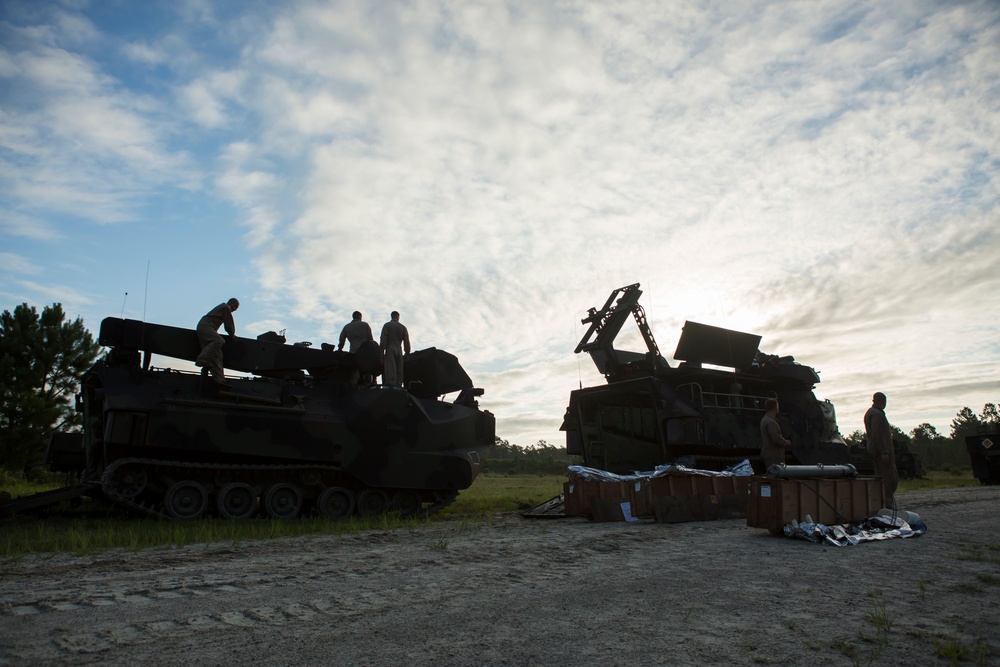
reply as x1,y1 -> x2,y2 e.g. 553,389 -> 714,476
199,369 -> 216,396
210,369 -> 231,388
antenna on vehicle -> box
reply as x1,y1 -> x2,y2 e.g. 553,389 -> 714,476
120,292 -> 128,318
143,259 -> 150,322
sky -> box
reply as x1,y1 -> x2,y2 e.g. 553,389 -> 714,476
2,0 -> 998,448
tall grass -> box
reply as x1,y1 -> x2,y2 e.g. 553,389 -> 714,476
1,478 -> 65,499
0,508 -> 432,558
899,470 -> 981,492
0,475 -> 567,559
439,474 -> 564,516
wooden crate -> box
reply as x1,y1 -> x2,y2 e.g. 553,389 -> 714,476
626,478 -> 652,518
563,478 -> 653,521
563,475 -> 751,523
746,476 -> 885,532
648,475 -> 750,524
563,481 -> 582,517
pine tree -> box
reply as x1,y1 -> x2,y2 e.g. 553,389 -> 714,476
0,303 -> 101,477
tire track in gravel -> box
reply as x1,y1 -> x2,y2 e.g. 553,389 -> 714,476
2,521 -> 624,663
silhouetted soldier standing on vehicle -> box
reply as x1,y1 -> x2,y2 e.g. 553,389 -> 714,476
338,311 -> 375,386
380,311 -> 410,387
338,311 -> 373,352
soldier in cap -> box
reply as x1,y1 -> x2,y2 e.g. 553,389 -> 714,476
865,391 -> 898,505
195,298 -> 239,387
338,311 -> 373,352
380,311 -> 411,387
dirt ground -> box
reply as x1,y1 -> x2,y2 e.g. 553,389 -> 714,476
1,486 -> 998,666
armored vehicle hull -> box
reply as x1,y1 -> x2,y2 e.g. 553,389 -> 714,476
4,317 -> 495,520
848,441 -> 923,480
562,284 -> 849,474
966,432 -> 1000,485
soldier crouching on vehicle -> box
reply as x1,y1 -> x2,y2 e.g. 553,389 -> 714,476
195,298 -> 239,388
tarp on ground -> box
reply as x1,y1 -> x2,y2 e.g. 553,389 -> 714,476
784,513 -> 927,547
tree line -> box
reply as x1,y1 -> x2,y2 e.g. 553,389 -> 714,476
484,438 -> 582,475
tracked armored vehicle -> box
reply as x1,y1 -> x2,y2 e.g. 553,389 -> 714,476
966,429 -> 1000,485
5,316 -> 495,520
848,439 -> 923,480
561,284 -> 849,474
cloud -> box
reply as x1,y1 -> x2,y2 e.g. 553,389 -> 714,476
0,211 -> 61,240
0,17 -> 201,227
17,279 -> 94,308
177,69 -> 246,128
0,252 -> 42,275
121,40 -> 168,66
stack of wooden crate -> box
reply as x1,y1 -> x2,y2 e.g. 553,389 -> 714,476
563,472 -> 750,523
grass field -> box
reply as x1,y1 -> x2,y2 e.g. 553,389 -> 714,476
898,469 -> 981,491
440,473 -> 565,515
0,474 -> 567,559
0,470 -> 980,559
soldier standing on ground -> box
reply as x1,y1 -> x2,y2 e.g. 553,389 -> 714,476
338,311 -> 373,352
195,298 -> 239,388
380,311 -> 410,387
760,398 -> 791,471
865,391 -> 898,506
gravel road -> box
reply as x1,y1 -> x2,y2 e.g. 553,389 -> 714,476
1,486 -> 998,666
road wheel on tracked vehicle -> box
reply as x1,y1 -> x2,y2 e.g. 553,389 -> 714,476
108,464 -> 148,499
216,482 -> 258,520
263,483 -> 303,519
317,486 -> 355,519
356,488 -> 390,516
391,490 -> 422,517
163,480 -> 209,520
